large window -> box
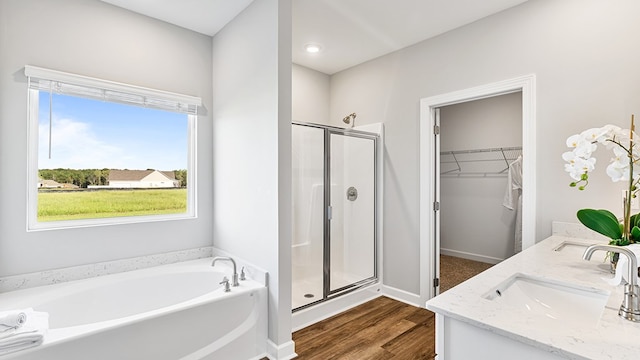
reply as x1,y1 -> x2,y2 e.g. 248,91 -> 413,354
26,66 -> 200,230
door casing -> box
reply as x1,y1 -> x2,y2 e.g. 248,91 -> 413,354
419,74 -> 537,306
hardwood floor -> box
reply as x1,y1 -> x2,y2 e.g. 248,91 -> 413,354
292,296 -> 436,359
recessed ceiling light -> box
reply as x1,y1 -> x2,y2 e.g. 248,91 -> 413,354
304,43 -> 322,54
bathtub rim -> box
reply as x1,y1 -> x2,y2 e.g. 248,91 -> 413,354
0,257 -> 267,353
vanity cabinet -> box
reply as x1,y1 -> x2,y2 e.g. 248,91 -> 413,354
426,235 -> 640,360
435,314 -> 566,360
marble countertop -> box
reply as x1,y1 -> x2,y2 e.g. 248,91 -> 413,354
426,235 -> 640,360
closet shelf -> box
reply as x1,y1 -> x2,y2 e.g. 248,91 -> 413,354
440,146 -> 522,177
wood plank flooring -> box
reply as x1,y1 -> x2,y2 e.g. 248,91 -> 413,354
292,296 -> 435,359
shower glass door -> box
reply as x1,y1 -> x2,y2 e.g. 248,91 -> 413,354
291,125 -> 325,309
328,132 -> 376,294
292,122 -> 378,311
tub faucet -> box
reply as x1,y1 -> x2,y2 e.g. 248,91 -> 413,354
212,257 -> 239,287
583,244 -> 640,321
219,277 -> 231,292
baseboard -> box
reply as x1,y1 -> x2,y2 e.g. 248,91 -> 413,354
440,248 -> 502,265
266,339 -> 297,360
292,284 -> 423,332
381,285 -> 422,308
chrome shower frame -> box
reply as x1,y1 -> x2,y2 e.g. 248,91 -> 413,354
292,121 -> 380,312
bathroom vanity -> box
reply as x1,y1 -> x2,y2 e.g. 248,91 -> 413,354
426,236 -> 640,360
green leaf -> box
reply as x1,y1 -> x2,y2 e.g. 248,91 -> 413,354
611,238 -> 631,246
576,209 -> 623,240
632,226 -> 640,243
633,213 -> 640,228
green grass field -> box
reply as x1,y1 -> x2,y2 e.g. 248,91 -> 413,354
38,189 -> 187,222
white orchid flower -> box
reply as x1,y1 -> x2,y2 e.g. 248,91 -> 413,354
581,127 -> 610,143
606,161 -> 630,182
604,144 -> 633,182
563,151 -> 596,180
566,134 -> 581,147
566,134 -> 597,158
565,123 -> 638,187
566,118 -> 639,245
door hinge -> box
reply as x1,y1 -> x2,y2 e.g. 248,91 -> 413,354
433,124 -> 440,135
433,201 -> 440,211
434,278 -> 440,287
327,206 -> 332,220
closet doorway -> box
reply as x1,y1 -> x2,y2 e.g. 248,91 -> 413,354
437,92 -> 522,294
418,74 -> 537,305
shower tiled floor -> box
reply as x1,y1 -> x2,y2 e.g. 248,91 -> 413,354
292,271 -> 363,309
292,278 -> 323,309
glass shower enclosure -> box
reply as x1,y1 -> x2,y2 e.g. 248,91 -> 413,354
292,122 -> 378,311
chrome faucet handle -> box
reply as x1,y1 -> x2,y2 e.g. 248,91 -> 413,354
240,266 -> 246,281
219,276 -> 231,292
583,244 -> 640,321
621,284 -> 640,321
212,256 -> 240,287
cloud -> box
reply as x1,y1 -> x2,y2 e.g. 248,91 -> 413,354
38,118 -> 131,169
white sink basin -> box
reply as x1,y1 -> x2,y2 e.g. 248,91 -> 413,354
553,240 -> 589,254
484,273 -> 610,327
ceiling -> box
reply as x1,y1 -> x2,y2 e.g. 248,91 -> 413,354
100,0 -> 255,36
101,0 -> 529,75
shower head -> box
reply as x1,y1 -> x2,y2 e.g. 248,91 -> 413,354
342,113 -> 357,128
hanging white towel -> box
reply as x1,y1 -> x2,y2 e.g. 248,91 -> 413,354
503,155 -> 523,253
0,309 -> 48,356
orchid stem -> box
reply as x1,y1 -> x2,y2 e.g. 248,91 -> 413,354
624,115 -> 635,242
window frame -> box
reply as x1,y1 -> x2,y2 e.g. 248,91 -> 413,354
25,66 -> 200,231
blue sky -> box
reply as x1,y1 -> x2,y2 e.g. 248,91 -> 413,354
38,93 -> 188,170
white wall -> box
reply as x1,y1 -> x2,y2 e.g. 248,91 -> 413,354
292,64 -> 330,124
439,93 -> 522,262
329,0 -> 640,295
0,0 -> 213,276
211,0 -> 293,355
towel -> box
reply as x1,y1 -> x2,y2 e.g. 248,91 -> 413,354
0,309 -> 48,356
0,311 -> 27,332
503,155 -> 523,253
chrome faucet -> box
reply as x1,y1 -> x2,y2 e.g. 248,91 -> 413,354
583,244 -> 640,321
212,257 -> 239,287
219,276 -> 231,292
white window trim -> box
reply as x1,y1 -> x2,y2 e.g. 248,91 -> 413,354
25,65 -> 201,113
25,65 -> 200,231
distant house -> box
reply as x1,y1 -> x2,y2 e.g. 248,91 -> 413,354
37,178 -> 62,188
105,169 -> 180,188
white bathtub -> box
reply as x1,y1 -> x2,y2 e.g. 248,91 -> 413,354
0,258 -> 268,360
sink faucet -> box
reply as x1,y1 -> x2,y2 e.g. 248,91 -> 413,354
212,257 -> 239,287
583,244 -> 640,321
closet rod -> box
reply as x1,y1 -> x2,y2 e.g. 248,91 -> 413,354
440,146 -> 522,155
440,146 -> 521,176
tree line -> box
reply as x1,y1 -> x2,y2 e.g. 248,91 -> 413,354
39,169 -> 188,188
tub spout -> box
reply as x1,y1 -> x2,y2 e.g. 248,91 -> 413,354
583,244 -> 640,321
212,257 -> 239,287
